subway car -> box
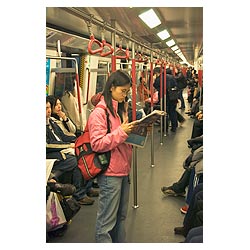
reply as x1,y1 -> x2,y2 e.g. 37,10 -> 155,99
46,7 -> 203,243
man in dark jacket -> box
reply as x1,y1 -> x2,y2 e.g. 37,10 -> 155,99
153,67 -> 178,132
153,67 -> 176,104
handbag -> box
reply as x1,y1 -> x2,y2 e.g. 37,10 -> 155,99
46,192 -> 67,232
75,105 -> 111,180
58,194 -> 81,222
168,87 -> 179,101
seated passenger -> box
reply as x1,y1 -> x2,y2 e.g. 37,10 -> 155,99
190,108 -> 203,138
173,183 -> 203,238
161,143 -> 203,213
46,97 -> 96,205
47,95 -> 77,137
184,226 -> 203,243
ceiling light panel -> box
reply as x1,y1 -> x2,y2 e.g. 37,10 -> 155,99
166,39 -> 175,47
157,29 -> 170,40
171,45 -> 179,51
139,9 -> 161,29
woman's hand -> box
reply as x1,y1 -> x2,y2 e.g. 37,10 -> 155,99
58,110 -> 67,121
121,118 -> 138,134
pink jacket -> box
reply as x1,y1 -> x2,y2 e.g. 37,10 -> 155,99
88,97 -> 132,176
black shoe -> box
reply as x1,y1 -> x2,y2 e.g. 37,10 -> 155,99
87,189 -> 99,197
47,182 -> 76,196
174,226 -> 188,237
171,128 -> 176,132
77,196 -> 95,205
161,186 -> 185,197
47,224 -> 68,240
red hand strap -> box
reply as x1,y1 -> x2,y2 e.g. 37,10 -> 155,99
100,39 -> 114,57
115,46 -> 130,59
88,35 -> 103,55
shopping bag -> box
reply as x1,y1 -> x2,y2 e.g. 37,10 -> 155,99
46,192 -> 67,232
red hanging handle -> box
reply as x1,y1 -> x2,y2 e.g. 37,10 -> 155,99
88,35 -> 103,55
135,52 -> 148,63
115,45 -> 130,59
100,39 -> 114,57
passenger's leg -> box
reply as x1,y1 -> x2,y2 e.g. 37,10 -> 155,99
178,89 -> 185,108
172,169 -> 191,193
51,154 -> 76,180
185,168 -> 196,205
184,226 -> 203,243
161,169 -> 191,195
183,189 -> 203,233
168,102 -> 178,131
95,175 -> 125,243
110,176 -> 130,243
174,184 -> 203,236
191,119 -> 203,138
72,166 -> 89,202
176,110 -> 185,123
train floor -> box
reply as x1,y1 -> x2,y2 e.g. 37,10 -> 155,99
47,103 -> 195,243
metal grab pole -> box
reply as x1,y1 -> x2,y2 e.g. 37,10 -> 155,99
150,53 -> 155,168
132,147 -> 139,208
163,63 -> 167,137
111,19 -> 116,72
159,65 -> 163,145
131,41 -> 139,209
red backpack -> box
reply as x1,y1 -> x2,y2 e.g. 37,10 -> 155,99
75,105 -> 111,180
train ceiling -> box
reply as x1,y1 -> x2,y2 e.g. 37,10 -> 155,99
46,7 -> 203,65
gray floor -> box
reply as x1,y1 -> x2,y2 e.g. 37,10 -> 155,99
48,108 -> 194,243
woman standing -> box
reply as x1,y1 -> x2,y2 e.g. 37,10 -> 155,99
87,70 -> 137,243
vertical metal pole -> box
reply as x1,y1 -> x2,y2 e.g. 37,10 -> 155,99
74,59 -> 84,132
159,64 -> 163,145
150,51 -> 155,168
111,19 -> 116,72
163,62 -> 167,136
131,41 -> 139,208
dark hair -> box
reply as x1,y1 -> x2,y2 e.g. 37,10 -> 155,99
46,95 -> 57,109
46,95 -> 61,119
102,70 -> 132,119
166,68 -> 172,75
153,67 -> 161,74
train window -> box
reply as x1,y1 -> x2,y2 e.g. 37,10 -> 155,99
96,61 -> 109,93
54,72 -> 76,97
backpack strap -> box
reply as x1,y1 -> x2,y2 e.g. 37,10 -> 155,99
95,104 -> 111,133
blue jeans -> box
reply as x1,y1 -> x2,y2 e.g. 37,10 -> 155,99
51,154 -> 86,201
186,169 -> 203,205
72,165 -> 88,201
178,89 -> 185,108
95,175 -> 130,243
184,226 -> 203,243
167,101 -> 178,131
